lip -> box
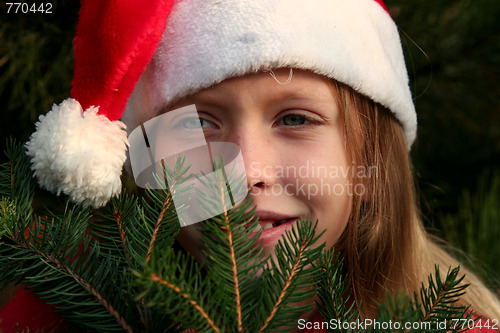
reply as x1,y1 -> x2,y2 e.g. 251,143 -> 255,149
254,210 -> 294,222
248,210 -> 299,247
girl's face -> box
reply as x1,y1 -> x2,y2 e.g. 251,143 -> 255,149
167,69 -> 352,259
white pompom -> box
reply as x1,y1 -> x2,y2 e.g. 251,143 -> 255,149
26,98 -> 129,208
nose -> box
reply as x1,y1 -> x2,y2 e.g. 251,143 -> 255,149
224,127 -> 278,191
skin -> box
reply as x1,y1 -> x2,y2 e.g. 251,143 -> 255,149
140,68 -> 354,329
159,69 -> 353,261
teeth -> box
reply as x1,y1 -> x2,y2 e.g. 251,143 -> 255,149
249,223 -> 262,233
262,223 -> 273,230
246,218 -> 296,232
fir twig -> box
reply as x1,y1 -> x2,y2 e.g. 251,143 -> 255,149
259,233 -> 308,332
413,266 -> 476,332
219,181 -> 244,332
44,252 -> 133,333
1,212 -> 132,331
149,272 -> 221,333
135,246 -> 221,332
113,209 -> 133,263
193,158 -> 265,331
256,220 -> 324,332
0,141 -> 479,332
0,141 -> 138,331
372,266 -> 476,333
145,190 -> 174,264
142,157 -> 192,265
313,250 -> 359,333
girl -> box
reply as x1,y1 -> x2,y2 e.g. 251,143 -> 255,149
2,0 -> 499,331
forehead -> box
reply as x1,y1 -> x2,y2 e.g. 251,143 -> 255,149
166,69 -> 337,110
125,68 -> 339,132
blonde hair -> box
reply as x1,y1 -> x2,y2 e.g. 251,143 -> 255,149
331,81 -> 500,319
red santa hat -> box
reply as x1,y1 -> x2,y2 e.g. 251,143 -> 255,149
26,0 -> 416,208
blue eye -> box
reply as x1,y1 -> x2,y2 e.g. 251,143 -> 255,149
181,118 -> 215,129
281,114 -> 306,126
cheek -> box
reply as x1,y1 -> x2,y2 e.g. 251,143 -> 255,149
316,191 -> 351,248
285,136 -> 351,246
281,135 -> 349,200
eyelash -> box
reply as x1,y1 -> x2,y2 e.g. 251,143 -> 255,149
180,117 -> 217,129
178,111 -> 323,130
176,113 -> 219,130
274,112 -> 324,128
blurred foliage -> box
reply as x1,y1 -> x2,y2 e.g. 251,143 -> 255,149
0,1 -> 77,154
0,0 -> 498,281
389,0 -> 500,291
439,171 -> 500,288
386,0 -> 500,217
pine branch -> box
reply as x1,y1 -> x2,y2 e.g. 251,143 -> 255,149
92,157 -> 191,270
113,208 -> 133,263
136,158 -> 326,332
217,178 -> 243,331
142,157 -> 192,265
369,266 -> 476,333
92,193 -> 146,269
149,272 -> 221,333
413,266 -> 476,332
258,251 -> 302,332
256,220 -> 325,332
192,161 -> 267,331
145,192 -> 173,264
0,141 -> 479,332
145,159 -> 185,264
43,249 -> 132,333
0,139 -> 34,216
0,212 -> 131,331
135,246 -> 221,332
0,141 -> 162,331
313,250 -> 360,333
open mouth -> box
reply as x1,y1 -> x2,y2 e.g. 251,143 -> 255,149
246,217 -> 297,232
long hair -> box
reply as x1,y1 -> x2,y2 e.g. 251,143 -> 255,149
331,81 -> 500,319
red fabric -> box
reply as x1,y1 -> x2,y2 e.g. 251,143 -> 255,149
71,0 -> 175,121
0,287 -> 66,333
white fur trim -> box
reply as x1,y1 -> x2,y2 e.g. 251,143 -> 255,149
125,0 -> 417,147
26,98 -> 129,208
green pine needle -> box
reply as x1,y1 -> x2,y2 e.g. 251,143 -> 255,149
0,141 -> 479,332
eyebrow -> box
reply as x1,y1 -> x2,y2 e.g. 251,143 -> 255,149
157,81 -> 335,115
154,88 -> 224,116
204,86 -> 332,105
273,86 -> 336,108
